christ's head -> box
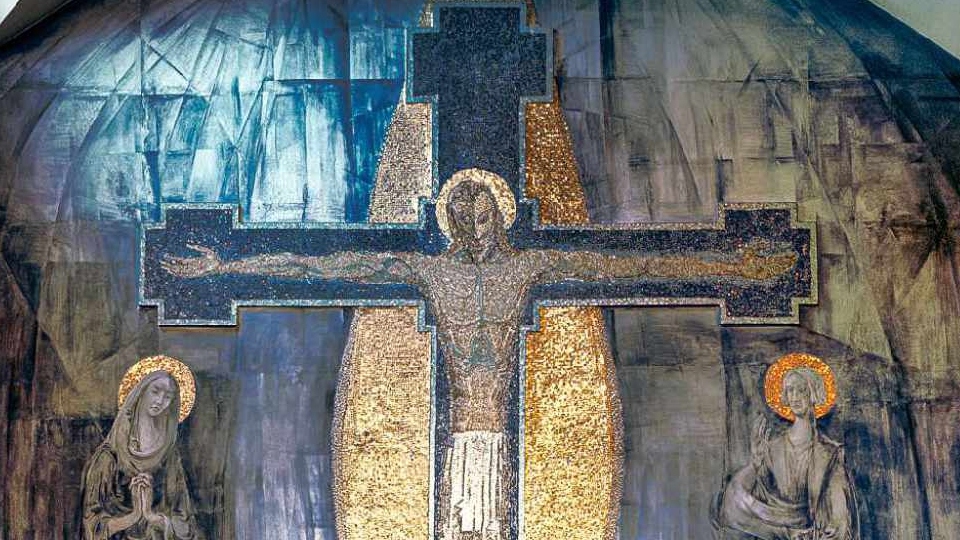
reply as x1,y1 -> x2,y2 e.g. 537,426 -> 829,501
438,169 -> 516,263
447,180 -> 504,255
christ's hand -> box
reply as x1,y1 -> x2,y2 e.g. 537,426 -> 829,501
162,244 -> 222,278
735,241 -> 798,281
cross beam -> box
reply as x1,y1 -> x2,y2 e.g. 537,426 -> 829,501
140,202 -> 815,325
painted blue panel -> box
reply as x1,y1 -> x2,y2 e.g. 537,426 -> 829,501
348,79 -> 404,221
0,0 -> 419,227
245,81 -> 351,222
230,309 -> 346,538
0,2 -> 428,538
349,0 -> 423,79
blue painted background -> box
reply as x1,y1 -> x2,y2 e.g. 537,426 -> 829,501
0,0 -> 423,537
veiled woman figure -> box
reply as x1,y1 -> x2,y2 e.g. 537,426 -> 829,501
717,354 -> 859,540
81,357 -> 199,539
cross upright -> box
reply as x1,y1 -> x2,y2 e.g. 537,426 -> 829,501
410,5 -> 548,192
140,4 -> 817,540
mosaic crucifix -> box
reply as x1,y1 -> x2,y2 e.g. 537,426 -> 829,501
140,5 -> 816,540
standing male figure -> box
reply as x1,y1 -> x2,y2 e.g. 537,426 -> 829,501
717,359 -> 859,540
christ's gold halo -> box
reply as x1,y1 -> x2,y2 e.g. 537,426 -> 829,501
764,352 -> 836,421
435,168 -> 517,241
118,356 -> 196,422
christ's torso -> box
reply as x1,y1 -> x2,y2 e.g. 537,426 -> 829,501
415,249 -> 542,431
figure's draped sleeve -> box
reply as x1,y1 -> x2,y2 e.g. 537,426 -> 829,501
718,455 -> 799,540
717,440 -> 859,540
815,448 -> 860,540
162,450 -> 201,539
82,446 -> 129,540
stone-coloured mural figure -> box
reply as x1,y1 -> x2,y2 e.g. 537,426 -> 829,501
717,355 -> 859,540
162,169 -> 798,539
80,358 -> 200,540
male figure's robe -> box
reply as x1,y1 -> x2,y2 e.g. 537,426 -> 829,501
717,433 -> 859,540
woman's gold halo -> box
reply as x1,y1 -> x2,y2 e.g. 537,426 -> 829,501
118,356 -> 196,423
435,168 -> 517,241
764,352 -> 837,421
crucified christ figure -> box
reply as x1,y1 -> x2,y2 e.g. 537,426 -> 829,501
162,169 -> 797,540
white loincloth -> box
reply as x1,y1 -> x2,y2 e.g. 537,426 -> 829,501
446,431 -> 504,539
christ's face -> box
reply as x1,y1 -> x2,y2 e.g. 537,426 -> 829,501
144,375 -> 176,417
447,182 -> 501,251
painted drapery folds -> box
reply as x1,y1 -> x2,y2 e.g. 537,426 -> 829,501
81,358 -> 200,539
2,1 -> 960,540
717,354 -> 859,539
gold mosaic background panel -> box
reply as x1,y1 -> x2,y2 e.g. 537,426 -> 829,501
524,95 -> 590,225
367,97 -> 433,224
334,78 -> 435,539
523,91 -> 623,539
524,307 -> 622,540
332,307 -> 433,540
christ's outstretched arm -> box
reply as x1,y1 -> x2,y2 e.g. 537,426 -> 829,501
161,244 -> 422,285
537,242 -> 798,283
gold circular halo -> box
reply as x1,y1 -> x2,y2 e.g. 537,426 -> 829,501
764,352 -> 837,421
118,356 -> 196,423
435,168 -> 517,241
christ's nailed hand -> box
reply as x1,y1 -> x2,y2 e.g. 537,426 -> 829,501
735,242 -> 798,281
162,244 -> 222,278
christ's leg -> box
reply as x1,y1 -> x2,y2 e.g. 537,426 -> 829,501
442,360 -> 514,540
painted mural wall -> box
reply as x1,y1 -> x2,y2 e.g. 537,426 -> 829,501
1,0 -> 959,538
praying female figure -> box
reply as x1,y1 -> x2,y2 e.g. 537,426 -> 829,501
717,354 -> 859,540
80,358 -> 199,539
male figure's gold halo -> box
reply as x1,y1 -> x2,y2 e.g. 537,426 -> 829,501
435,168 -> 517,241
764,352 -> 837,421
118,355 -> 196,422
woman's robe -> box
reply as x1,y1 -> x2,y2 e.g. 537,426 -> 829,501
80,371 -> 200,540
82,445 -> 198,539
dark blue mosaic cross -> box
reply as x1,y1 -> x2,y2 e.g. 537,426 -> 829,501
139,5 -> 817,326
410,6 -> 548,193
